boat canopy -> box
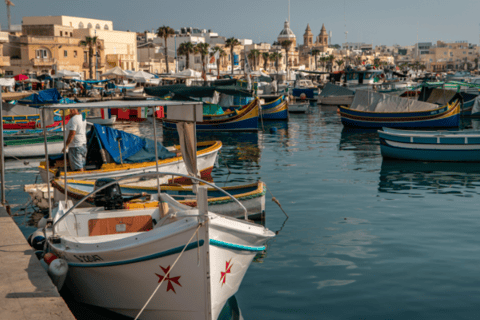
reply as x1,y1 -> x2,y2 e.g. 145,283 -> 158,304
416,87 -> 462,105
90,124 -> 175,164
349,90 -> 440,112
19,88 -> 62,105
320,83 -> 354,97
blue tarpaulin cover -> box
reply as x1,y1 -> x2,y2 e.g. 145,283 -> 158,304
203,103 -> 224,115
92,124 -> 175,164
20,88 -> 62,105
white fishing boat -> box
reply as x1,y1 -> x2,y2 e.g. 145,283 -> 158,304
45,180 -> 274,319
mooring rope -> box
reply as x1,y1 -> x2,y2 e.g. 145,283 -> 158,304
265,184 -> 288,218
134,223 -> 202,320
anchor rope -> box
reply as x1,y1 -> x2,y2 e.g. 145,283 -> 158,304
134,223 -> 202,320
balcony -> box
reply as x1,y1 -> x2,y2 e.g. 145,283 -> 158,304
0,56 -> 10,67
31,58 -> 56,66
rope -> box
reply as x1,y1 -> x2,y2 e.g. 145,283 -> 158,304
134,224 -> 202,320
265,184 -> 288,218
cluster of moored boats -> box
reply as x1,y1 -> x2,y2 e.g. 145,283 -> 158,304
4,67 -> 480,319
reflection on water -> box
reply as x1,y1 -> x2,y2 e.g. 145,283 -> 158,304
379,160 -> 480,197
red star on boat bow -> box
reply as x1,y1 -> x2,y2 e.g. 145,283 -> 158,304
155,265 -> 182,293
220,259 -> 233,286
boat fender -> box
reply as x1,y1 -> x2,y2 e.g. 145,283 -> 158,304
30,230 -> 45,250
43,252 -> 58,266
270,127 -> 277,133
47,259 -> 68,291
37,214 -> 49,229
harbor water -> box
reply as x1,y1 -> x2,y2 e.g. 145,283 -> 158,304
6,106 -> 480,319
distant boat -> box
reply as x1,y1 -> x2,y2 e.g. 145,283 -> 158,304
163,98 -> 260,132
4,134 -> 64,158
379,127 -> 480,161
339,90 -> 461,128
288,101 -> 309,113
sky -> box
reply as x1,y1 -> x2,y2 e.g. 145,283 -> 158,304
3,0 -> 480,47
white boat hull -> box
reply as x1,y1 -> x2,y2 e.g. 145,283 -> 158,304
318,95 -> 354,106
86,116 -> 117,126
49,203 -> 274,320
288,103 -> 309,113
4,141 -> 64,158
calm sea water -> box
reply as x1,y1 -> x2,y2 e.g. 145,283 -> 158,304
6,108 -> 480,319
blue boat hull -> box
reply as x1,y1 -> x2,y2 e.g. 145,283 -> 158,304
380,138 -> 480,162
261,109 -> 288,120
163,115 -> 259,132
261,96 -> 288,120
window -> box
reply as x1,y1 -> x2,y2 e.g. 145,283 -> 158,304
5,71 -> 13,76
96,24 -> 100,30
87,23 -> 92,28
78,22 -> 84,29
444,52 -> 447,55
60,31 -> 63,36
104,24 -> 109,30
450,52 -> 453,57
463,51 -> 466,54
228,54 -> 230,61
64,50 -> 68,57
70,32 -> 73,37
74,50 -> 77,58
84,52 -> 88,63
36,49 -> 48,59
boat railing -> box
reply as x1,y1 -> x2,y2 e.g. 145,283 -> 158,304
51,171 -> 248,236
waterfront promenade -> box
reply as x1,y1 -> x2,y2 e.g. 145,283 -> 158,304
0,205 -> 75,320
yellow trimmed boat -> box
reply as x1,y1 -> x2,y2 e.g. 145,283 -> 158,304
51,179 -> 266,220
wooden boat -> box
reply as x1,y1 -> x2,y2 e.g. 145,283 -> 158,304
379,127 -> 480,161
4,134 -> 64,158
51,179 -> 266,220
39,140 -> 221,184
41,177 -> 275,320
340,90 -> 461,128
288,101 -> 309,113
259,95 -> 288,120
163,98 -> 260,132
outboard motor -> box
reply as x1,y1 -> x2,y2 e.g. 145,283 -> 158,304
94,178 -> 123,210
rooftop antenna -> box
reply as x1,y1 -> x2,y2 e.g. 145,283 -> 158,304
344,0 -> 348,43
288,0 -> 290,23
5,0 -> 15,31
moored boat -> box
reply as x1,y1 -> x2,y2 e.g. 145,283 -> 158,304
340,90 -> 461,128
379,127 -> 480,161
39,124 -> 222,183
4,134 -> 64,158
260,95 -> 289,120
51,179 -> 266,220
43,173 -> 275,320
288,101 -> 309,113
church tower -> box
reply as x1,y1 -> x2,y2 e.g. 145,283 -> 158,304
278,20 -> 297,48
316,23 -> 329,47
303,24 -> 313,47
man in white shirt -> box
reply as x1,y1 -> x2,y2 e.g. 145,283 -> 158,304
64,109 -> 87,171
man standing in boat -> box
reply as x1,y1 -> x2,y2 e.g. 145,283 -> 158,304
63,108 -> 87,171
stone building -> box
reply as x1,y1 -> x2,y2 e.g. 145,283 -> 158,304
298,23 -> 332,70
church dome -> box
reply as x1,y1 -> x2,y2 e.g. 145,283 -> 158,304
278,20 -> 296,40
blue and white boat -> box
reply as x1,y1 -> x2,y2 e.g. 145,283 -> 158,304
378,127 -> 480,161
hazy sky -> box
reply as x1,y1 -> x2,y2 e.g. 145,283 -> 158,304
3,0 -> 480,47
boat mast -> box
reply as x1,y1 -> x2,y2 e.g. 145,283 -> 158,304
0,90 -> 5,205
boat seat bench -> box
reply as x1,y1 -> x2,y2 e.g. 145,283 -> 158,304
88,215 -> 153,236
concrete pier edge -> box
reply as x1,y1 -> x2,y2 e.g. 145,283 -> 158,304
0,205 -> 76,320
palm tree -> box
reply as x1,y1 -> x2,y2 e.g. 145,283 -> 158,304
262,52 -> 270,72
79,36 -> 99,79
219,50 -> 227,75
280,40 -> 293,72
211,46 -> 224,77
251,49 -> 260,71
195,42 -> 210,76
336,59 -> 344,71
177,42 -> 195,69
373,57 -> 380,67
247,51 -> 255,71
269,53 -> 276,72
225,37 -> 240,75
276,53 -> 283,73
327,55 -> 335,72
475,57 -> 479,70
311,49 -> 320,70
156,25 -> 175,73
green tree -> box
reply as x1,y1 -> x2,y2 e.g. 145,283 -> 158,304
177,42 -> 195,69
211,46 -> 224,78
79,36 -> 99,79
336,59 -> 344,70
327,55 -> 335,72
156,25 -> 175,73
225,37 -> 240,75
269,53 -> 277,72
195,42 -> 210,76
262,52 -> 270,72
